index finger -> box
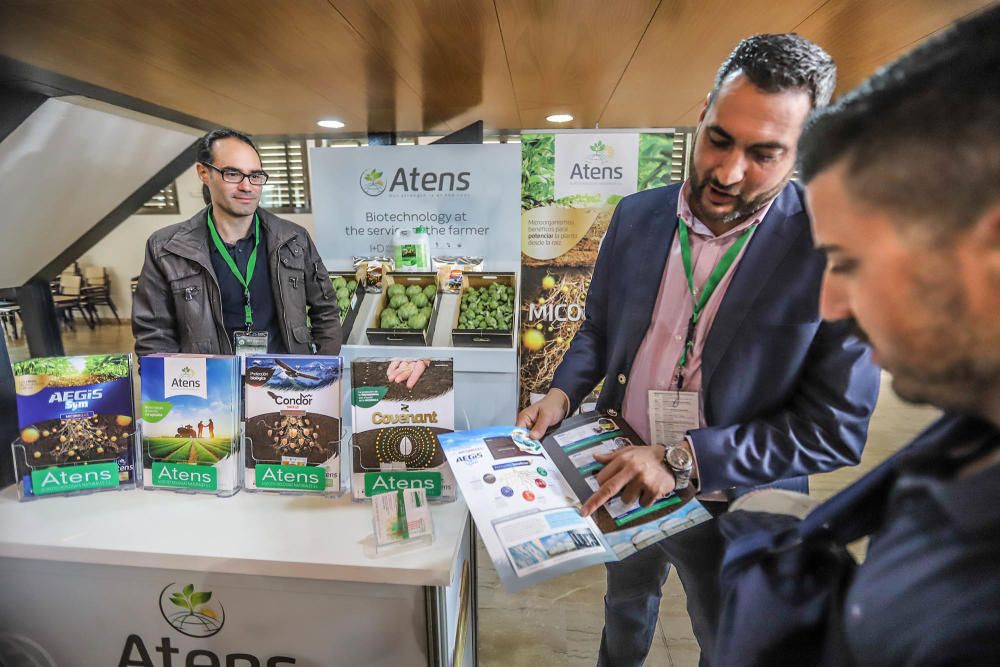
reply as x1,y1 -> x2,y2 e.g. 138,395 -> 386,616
581,469 -> 632,517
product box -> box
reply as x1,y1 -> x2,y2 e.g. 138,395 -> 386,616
451,272 -> 516,348
243,354 -> 344,496
10,354 -> 136,500
351,358 -> 456,501
366,273 -> 439,346
139,354 -> 241,496
329,271 -> 365,343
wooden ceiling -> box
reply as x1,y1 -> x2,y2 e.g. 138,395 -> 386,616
0,0 -> 992,136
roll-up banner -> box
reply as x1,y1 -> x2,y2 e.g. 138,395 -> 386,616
311,144 -> 521,271
519,131 -> 683,408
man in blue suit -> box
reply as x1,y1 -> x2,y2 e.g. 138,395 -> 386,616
516,34 -> 880,666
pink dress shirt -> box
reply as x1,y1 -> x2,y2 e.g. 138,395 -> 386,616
621,184 -> 775,496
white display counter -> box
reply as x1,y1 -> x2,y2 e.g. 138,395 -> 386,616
0,487 -> 476,667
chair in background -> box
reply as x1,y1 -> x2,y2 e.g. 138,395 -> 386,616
53,274 -> 96,330
0,300 -> 20,340
82,266 -> 121,323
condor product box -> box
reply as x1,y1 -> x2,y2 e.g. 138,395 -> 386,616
243,355 -> 344,496
139,354 -> 241,496
351,358 -> 456,501
10,354 -> 137,500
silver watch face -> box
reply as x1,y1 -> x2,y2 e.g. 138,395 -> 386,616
666,446 -> 693,471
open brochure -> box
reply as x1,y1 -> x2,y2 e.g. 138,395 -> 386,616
439,412 -> 712,592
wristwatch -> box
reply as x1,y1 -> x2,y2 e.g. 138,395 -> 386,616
662,444 -> 694,491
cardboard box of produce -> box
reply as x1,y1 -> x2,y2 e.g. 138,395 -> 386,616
452,273 -> 516,348
366,272 -> 439,346
329,271 -> 365,342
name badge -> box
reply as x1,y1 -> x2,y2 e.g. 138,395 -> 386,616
234,331 -> 269,357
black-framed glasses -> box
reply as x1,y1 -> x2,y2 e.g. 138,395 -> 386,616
201,161 -> 269,186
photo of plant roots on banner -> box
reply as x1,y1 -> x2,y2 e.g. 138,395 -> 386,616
519,133 -> 674,408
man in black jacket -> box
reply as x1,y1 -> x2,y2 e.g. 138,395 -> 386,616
132,129 -> 340,356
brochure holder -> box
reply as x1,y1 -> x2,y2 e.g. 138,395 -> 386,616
139,354 -> 242,497
371,487 -> 435,555
11,432 -> 138,501
10,353 -> 138,501
242,354 -> 345,498
350,358 -> 458,503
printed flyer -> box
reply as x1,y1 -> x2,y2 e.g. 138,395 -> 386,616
440,412 -> 710,591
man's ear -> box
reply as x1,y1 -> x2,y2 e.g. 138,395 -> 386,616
698,93 -> 711,123
195,162 -> 210,185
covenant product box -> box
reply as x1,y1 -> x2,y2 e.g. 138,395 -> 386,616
10,354 -> 136,500
140,354 -> 241,496
351,358 -> 456,501
243,354 -> 344,495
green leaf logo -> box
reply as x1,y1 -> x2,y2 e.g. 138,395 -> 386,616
360,168 -> 387,196
159,583 -> 226,638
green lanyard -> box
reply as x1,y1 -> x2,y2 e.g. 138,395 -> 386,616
207,210 -> 260,330
675,217 -> 758,390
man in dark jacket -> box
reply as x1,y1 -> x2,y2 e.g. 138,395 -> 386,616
132,129 -> 340,357
516,35 -> 879,666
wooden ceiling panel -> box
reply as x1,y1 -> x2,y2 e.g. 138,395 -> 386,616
601,0 -> 827,128
0,0 -> 429,135
330,0 -> 519,131
795,0 -> 994,93
0,0 -> 991,136
495,0 -> 660,128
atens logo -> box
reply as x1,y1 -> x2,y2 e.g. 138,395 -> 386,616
164,357 -> 208,400
360,166 -> 471,196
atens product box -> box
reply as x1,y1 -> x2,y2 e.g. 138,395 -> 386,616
11,354 -> 136,500
243,355 -> 343,496
140,354 -> 241,496
351,358 -> 456,501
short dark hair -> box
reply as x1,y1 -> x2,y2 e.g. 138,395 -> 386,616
196,128 -> 260,165
799,5 -> 1000,234
711,34 -> 836,109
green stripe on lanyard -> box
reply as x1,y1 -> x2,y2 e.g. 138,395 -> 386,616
675,217 -> 757,389
207,210 -> 260,329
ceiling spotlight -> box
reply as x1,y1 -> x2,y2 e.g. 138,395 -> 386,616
317,119 -> 345,129
546,114 -> 573,123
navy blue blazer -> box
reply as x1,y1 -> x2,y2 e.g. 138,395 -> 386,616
550,181 -> 880,498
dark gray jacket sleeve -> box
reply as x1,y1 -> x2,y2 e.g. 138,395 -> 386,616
302,236 -> 341,355
131,236 -> 180,356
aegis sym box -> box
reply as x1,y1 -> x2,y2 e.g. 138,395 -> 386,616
351,358 -> 456,501
10,354 -> 136,500
140,355 -> 241,496
243,355 -> 343,496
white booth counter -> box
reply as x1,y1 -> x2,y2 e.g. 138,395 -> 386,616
0,487 -> 477,667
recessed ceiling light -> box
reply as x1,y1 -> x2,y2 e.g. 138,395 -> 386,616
317,119 -> 345,129
546,113 -> 573,123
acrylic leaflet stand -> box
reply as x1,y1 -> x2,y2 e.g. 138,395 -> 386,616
371,487 -> 435,555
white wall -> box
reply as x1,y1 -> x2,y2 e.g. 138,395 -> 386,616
76,165 -> 316,322
0,96 -> 202,286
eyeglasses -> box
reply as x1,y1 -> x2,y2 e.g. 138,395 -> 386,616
201,161 -> 269,186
